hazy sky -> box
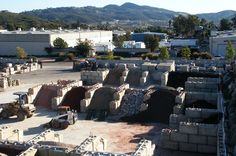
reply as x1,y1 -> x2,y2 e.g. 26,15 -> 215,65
1,0 -> 236,14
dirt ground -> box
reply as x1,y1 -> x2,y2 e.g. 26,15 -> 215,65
0,62 -> 216,156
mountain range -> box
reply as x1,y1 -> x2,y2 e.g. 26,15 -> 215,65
21,3 -> 236,24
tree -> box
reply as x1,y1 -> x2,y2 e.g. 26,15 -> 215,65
219,18 -> 232,31
226,41 -> 235,60
144,35 -> 159,52
106,51 -> 114,60
181,47 -> 191,59
53,37 -> 68,49
231,14 -> 236,29
159,47 -> 170,60
113,35 -> 125,48
16,47 -> 27,59
76,39 -> 93,57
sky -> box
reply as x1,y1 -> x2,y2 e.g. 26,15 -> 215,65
1,0 -> 236,14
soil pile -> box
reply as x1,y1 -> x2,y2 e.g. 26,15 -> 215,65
61,87 -> 87,112
121,87 -> 179,123
103,68 -> 123,86
167,71 -> 220,88
89,87 -> 116,111
125,68 -> 142,87
185,100 -> 217,109
34,87 -> 58,109
120,89 -> 144,115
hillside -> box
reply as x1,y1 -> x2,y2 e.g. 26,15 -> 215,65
0,11 -> 64,30
21,3 -> 236,24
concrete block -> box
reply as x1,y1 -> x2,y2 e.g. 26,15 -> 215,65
189,135 -> 207,144
197,145 -> 216,153
179,142 -> 197,152
173,105 -> 183,114
170,130 -> 188,142
80,99 -> 91,112
160,129 -> 171,141
142,71 -> 149,77
198,124 -> 217,136
185,108 -> 202,118
160,140 -> 179,150
207,136 -> 217,146
179,122 -> 198,135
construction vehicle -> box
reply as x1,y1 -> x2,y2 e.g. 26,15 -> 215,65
73,58 -> 98,71
57,106 -> 71,115
44,111 -> 77,129
0,92 -> 36,121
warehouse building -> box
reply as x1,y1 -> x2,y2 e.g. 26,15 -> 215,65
131,32 -> 168,42
210,30 -> 236,57
0,28 -> 112,56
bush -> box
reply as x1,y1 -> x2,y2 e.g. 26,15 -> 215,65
191,52 -> 213,60
16,47 -> 27,59
67,53 -> 75,60
141,53 -> 158,60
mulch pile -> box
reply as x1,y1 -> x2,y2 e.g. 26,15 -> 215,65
121,87 -> 179,123
34,87 -> 58,109
60,87 -> 87,112
103,68 -> 124,86
88,87 -> 116,111
167,71 -> 220,88
185,100 -> 217,109
125,68 -> 142,87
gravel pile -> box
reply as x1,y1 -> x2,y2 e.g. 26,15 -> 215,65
125,68 -> 142,87
103,68 -> 123,86
120,89 -> 144,116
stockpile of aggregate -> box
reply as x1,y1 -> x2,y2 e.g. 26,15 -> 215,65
103,68 -> 124,86
120,89 -> 144,116
185,100 -> 217,109
61,86 -> 87,112
88,87 -> 116,111
167,71 -> 220,88
34,87 -> 58,109
125,68 -> 142,87
121,87 -> 179,123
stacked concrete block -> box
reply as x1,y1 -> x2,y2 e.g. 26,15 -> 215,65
190,66 -> 199,72
127,63 -> 136,69
18,147 -> 37,156
81,70 -> 109,84
27,130 -> 62,145
161,72 -> 169,86
176,64 -> 189,72
110,84 -> 129,114
185,108 -> 219,119
140,71 -> 149,86
160,122 -> 218,153
175,91 -> 185,104
169,114 -> 188,129
185,92 -> 218,105
120,70 -> 129,84
0,126 -> 23,142
185,81 -> 219,93
117,63 -> 127,70
28,85 -> 42,103
71,135 -> 107,155
157,62 -> 175,72
80,83 -> 102,112
141,62 -> 157,71
131,139 -> 155,156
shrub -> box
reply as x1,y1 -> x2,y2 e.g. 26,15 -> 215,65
16,47 -> 27,59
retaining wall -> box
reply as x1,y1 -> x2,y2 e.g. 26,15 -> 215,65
81,70 -> 109,85
0,126 -> 23,142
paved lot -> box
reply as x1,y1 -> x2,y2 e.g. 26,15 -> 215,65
0,62 -> 215,155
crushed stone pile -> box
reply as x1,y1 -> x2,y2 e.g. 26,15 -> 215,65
125,68 -> 142,87
167,71 -> 220,88
61,86 -> 87,112
121,87 -> 179,123
89,87 -> 116,111
120,89 -> 144,116
103,68 -> 124,86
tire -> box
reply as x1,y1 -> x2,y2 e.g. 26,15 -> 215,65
51,120 -> 60,129
1,110 -> 9,119
17,111 -> 26,121
61,121 -> 69,129
27,114 -> 33,118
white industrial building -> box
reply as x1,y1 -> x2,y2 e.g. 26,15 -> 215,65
94,42 -> 115,52
210,30 -> 236,57
123,41 -> 146,48
0,28 -> 112,56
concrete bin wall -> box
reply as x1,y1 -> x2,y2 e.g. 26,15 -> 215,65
81,70 -> 109,85
0,126 -> 23,142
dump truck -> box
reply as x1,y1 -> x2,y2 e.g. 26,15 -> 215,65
0,92 -> 36,121
44,111 -> 77,129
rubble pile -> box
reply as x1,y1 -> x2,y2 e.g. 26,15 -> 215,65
120,89 -> 144,115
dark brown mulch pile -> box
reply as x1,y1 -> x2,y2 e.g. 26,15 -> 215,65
185,100 -> 217,109
34,87 -> 57,109
103,68 -> 124,86
88,87 -> 116,111
61,87 -> 87,112
121,88 -> 179,124
167,71 -> 220,88
125,68 -> 142,87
